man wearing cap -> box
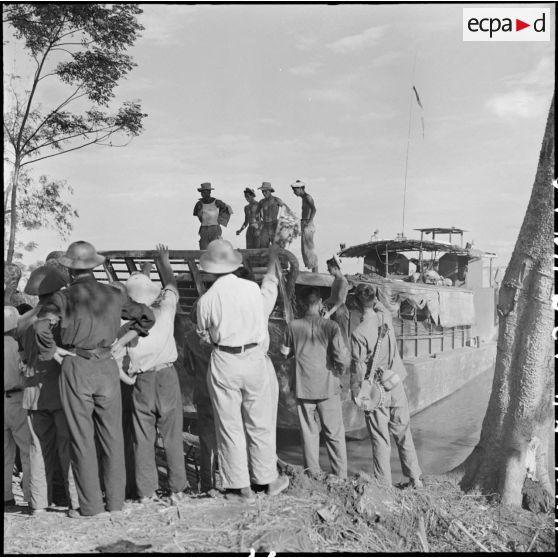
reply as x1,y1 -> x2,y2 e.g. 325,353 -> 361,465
4,306 -> 32,508
35,241 -> 155,518
17,266 -> 79,515
193,183 -> 233,250
291,180 -> 318,272
257,182 -> 284,248
111,244 -> 188,504
236,188 -> 261,249
350,284 -> 422,489
196,240 -> 289,501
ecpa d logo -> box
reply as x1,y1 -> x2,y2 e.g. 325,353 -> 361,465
463,8 -> 550,41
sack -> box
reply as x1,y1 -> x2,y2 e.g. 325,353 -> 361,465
378,367 -> 401,391
354,378 -> 385,412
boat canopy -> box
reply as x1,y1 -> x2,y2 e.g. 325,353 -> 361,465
338,238 -> 473,259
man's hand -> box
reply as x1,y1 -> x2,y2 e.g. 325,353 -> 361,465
53,347 -> 76,364
156,243 -> 170,262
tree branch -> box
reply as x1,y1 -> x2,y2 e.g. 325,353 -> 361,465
20,85 -> 85,151
21,124 -> 119,158
21,130 -> 118,166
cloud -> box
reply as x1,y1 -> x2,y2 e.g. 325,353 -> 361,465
327,25 -> 388,54
138,5 -> 205,46
486,90 -> 548,119
486,55 -> 554,119
288,61 -> 323,76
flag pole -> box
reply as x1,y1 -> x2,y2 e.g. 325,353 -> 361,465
402,54 -> 417,237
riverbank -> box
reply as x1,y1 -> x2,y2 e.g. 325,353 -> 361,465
4,461 -> 554,554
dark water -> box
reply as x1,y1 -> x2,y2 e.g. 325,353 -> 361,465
277,367 -> 555,482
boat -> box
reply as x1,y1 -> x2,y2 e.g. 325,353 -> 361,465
90,226 -> 497,437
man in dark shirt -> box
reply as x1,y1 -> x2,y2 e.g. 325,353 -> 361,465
36,241 -> 155,518
281,287 -> 349,478
193,182 -> 233,249
18,266 -> 79,515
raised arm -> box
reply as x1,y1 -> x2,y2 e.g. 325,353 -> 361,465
155,243 -> 178,293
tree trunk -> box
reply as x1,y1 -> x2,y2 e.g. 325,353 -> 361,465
6,160 -> 21,264
454,96 -> 554,506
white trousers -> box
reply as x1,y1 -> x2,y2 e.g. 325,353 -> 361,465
208,347 -> 278,489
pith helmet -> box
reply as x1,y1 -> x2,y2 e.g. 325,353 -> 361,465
291,179 -> 306,190
258,182 -> 274,192
4,306 -> 19,333
198,182 -> 214,192
199,239 -> 243,274
125,273 -> 161,306
244,188 -> 256,197
24,266 -> 67,296
57,241 -> 105,270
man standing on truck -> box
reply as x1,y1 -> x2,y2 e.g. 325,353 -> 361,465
350,283 -> 423,489
257,182 -> 284,247
236,188 -> 261,249
193,183 -> 233,249
291,180 -> 318,272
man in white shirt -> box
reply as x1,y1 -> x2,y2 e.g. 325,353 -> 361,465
113,244 -> 188,504
197,240 -> 289,501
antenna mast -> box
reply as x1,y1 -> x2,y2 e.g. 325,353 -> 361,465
401,55 -> 417,237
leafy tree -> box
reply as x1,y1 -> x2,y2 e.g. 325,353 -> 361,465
452,97 -> 554,508
3,3 -> 147,263
4,169 -> 79,260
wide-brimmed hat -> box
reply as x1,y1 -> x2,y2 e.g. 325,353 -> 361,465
58,241 -> 105,270
24,266 -> 67,296
199,239 -> 243,274
4,305 -> 19,332
258,182 -> 274,192
244,188 -> 256,197
198,182 -> 214,192
125,273 -> 162,306
291,180 -> 306,190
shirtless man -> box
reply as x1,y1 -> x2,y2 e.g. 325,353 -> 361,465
236,188 -> 260,249
257,182 -> 284,247
291,180 -> 318,272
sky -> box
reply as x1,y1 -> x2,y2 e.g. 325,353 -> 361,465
4,2 -> 555,275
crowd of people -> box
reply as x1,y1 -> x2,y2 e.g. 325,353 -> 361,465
4,223 -> 422,519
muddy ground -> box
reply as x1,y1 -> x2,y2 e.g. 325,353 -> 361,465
3,460 -> 554,555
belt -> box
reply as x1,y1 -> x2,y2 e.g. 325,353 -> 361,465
141,362 -> 174,374
65,346 -> 112,360
4,388 -> 23,397
214,342 -> 258,354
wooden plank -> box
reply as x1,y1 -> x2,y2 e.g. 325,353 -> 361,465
186,259 -> 206,296
103,258 -> 119,282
